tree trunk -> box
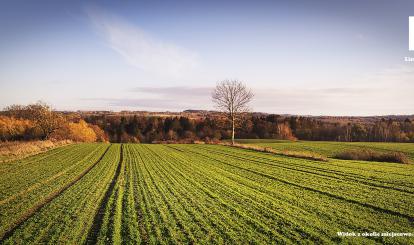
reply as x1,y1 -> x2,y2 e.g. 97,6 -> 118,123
231,116 -> 235,145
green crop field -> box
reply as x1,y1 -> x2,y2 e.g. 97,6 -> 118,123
0,142 -> 413,244
237,139 -> 414,161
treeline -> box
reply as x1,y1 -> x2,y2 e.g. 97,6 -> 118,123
83,114 -> 414,143
289,117 -> 414,142
0,102 -> 107,142
2,102 -> 414,143
84,114 -> 295,143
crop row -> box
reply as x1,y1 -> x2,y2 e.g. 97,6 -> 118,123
200,144 -> 414,188
2,143 -> 413,244
2,144 -> 121,243
128,145 -> 413,242
94,144 -> 413,244
249,140 -> 414,161
0,143 -> 109,238
182,145 -> 414,218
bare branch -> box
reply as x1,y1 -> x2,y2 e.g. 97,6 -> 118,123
211,80 -> 254,144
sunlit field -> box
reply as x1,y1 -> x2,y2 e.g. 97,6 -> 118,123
1,142 -> 413,244
237,139 -> 414,161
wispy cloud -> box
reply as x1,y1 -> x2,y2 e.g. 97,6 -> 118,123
84,85 -> 414,116
85,6 -> 199,77
130,86 -> 211,97
367,64 -> 414,85
85,86 -> 213,111
256,85 -> 413,116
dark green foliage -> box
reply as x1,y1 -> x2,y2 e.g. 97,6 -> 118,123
83,114 -> 414,143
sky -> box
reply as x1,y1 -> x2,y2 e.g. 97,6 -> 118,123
0,0 -> 413,116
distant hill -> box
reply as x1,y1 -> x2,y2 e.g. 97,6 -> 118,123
69,109 -> 414,123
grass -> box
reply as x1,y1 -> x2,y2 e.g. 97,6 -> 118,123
2,144 -> 119,244
238,139 -> 414,162
215,142 -> 328,161
0,140 -> 72,162
1,142 -> 413,244
0,143 -> 109,239
334,149 -> 410,164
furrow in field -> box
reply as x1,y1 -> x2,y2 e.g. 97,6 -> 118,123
223,145 -> 414,184
135,145 -> 256,243
164,145 -> 406,243
120,145 -> 141,244
92,144 -> 125,245
258,142 -> 414,174
162,146 -> 338,235
3,142 -> 411,244
135,153 -> 170,242
184,145 -> 414,218
179,145 -> 414,223
209,147 -> 414,198
85,144 -> 123,245
115,144 -> 141,244
138,145 -> 278,243
139,148 -> 185,243
160,145 -> 352,243
141,146 -> 201,241
137,145 -> 225,242
166,145 -> 414,243
145,145 -> 317,243
32,145 -> 119,244
138,156 -> 219,242
140,144 -> 263,243
0,144 -> 105,200
0,144 -> 112,241
0,144 -> 106,206
191,145 -> 414,191
0,144 -> 108,236
2,144 -> 120,244
139,146 -> 194,243
129,146 -> 155,243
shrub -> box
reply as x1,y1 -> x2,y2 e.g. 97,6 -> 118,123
0,116 -> 34,141
89,124 -> 108,142
67,120 -> 97,142
334,149 -> 410,164
50,120 -> 97,142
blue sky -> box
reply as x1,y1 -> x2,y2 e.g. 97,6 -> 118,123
0,0 -> 413,115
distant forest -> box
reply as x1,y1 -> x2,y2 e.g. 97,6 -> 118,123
1,102 -> 414,143
84,114 -> 414,143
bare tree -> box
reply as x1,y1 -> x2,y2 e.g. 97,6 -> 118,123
212,80 -> 254,144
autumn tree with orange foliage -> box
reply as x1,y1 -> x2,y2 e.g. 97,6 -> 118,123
67,120 -> 97,142
4,102 -> 63,140
1,102 -> 108,142
89,124 -> 108,142
0,116 -> 33,141
52,120 -> 99,142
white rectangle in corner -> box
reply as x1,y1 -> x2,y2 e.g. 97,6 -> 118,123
410,17 -> 414,50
